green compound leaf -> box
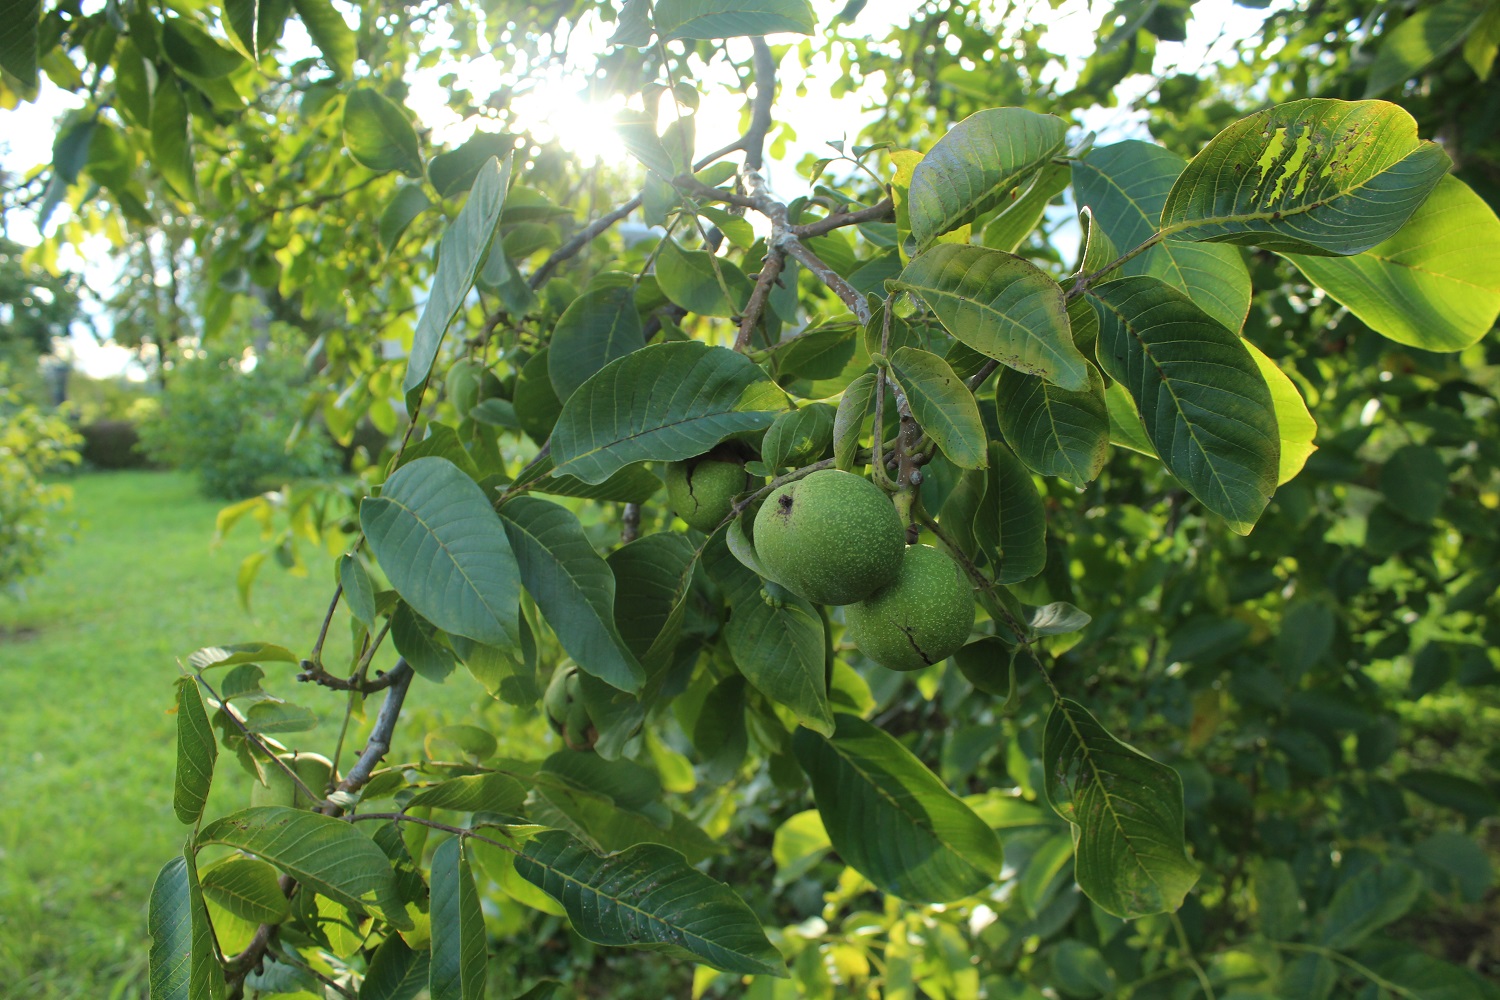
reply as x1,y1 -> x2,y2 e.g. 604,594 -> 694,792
1043,698 -> 1198,918
1088,275 -> 1279,534
199,807 -> 408,927
907,107 -> 1068,251
148,852 -> 226,1000
429,838 -> 486,1000
548,279 -> 646,402
199,856 -> 289,925
1285,175 -> 1500,352
498,496 -> 645,693
515,831 -> 786,977
994,364 -> 1110,486
550,341 -> 785,485
793,713 -> 1003,903
1071,140 -> 1252,332
1161,98 -> 1451,256
653,0 -> 815,40
361,456 -> 521,647
888,347 -> 988,470
173,676 -> 216,825
342,87 -> 423,177
893,244 -> 1089,391
403,154 -> 511,408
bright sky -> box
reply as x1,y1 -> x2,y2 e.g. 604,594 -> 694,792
0,0 -> 1276,378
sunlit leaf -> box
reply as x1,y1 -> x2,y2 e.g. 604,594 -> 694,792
653,0 -> 815,40
1285,175 -> 1500,351
343,88 -> 423,177
1161,99 -> 1451,256
894,245 -> 1088,391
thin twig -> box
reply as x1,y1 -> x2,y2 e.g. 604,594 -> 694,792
791,197 -> 894,239
782,239 -> 869,323
1065,232 -> 1164,301
735,248 -> 785,352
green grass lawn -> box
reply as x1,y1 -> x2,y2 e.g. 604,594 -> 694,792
0,470 -> 488,997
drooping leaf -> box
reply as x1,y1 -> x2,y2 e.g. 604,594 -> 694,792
199,807 -> 407,926
607,532 -> 699,675
655,238 -> 750,318
1042,698 -> 1198,917
1246,342 -> 1317,484
893,245 -> 1089,391
199,856 -> 289,925
402,154 -> 512,406
148,854 -> 226,1000
888,347 -> 987,469
1088,276 -> 1279,534
340,553 -> 378,630
360,456 -> 521,648
511,453 -> 663,504
0,0 -> 40,89
514,831 -> 786,976
907,107 -> 1068,250
1160,99 -> 1451,256
379,184 -> 432,255
833,372 -> 876,472
973,440 -> 1047,584
429,130 -> 517,198
550,341 -> 785,485
1319,862 -> 1424,949
361,935 -> 431,1000
223,0 -> 291,60
994,365 -> 1109,485
653,0 -> 815,40
151,75 -> 196,200
610,0 -> 654,44
187,642 -> 298,670
498,496 -> 644,693
548,279 -> 646,402
761,403 -> 835,470
429,837 -> 487,1000
174,676 -> 217,825
161,19 -> 244,77
1365,0 -> 1492,97
793,714 -> 1003,903
707,540 -> 835,737
343,88 -> 424,177
529,771 -> 721,860
291,0 -> 355,77
982,162 -> 1071,253
1285,175 -> 1500,351
1071,140 -> 1252,332
406,773 -> 528,814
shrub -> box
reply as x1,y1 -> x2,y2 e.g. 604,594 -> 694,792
77,420 -> 152,470
0,379 -> 81,596
140,340 -> 337,499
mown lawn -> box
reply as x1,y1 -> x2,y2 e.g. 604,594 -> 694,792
0,470 -> 485,997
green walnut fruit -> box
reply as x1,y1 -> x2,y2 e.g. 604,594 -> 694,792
844,544 -> 975,670
753,468 -> 904,606
543,664 -> 597,751
665,456 -> 749,532
251,752 -> 334,809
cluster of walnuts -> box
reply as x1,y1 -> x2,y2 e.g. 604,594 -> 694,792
669,455 -> 975,671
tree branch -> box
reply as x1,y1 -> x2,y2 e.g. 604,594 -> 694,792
791,197 -> 894,239
782,239 -> 869,324
735,248 -> 785,352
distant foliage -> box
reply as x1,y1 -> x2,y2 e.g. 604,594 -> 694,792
0,378 -> 80,596
140,342 -> 336,499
